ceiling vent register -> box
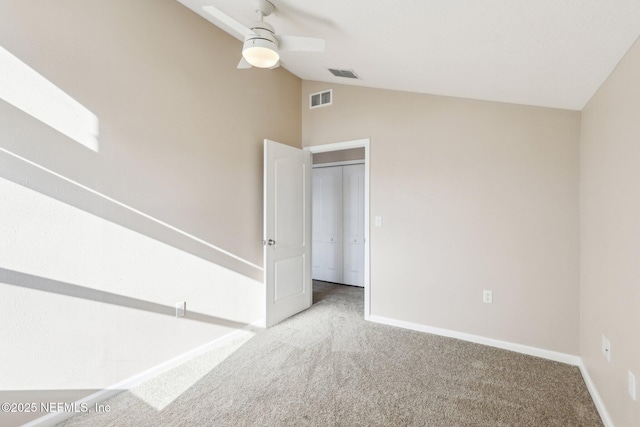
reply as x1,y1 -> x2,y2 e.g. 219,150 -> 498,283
328,69 -> 360,79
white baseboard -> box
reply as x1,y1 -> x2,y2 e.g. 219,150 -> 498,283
578,362 -> 615,427
368,315 -> 581,365
23,320 -> 263,427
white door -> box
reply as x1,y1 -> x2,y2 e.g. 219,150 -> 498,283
312,167 -> 343,283
342,164 -> 365,286
264,139 -> 312,327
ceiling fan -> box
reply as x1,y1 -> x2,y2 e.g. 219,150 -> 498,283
203,0 -> 325,69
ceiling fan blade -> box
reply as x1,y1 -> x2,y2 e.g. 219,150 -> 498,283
237,57 -> 252,69
202,5 -> 256,40
278,35 -> 325,52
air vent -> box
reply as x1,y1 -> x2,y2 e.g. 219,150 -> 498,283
309,89 -> 332,109
328,68 -> 360,79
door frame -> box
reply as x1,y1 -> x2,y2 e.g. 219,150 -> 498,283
305,138 -> 371,320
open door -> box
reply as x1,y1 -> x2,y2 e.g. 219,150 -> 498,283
264,139 -> 312,327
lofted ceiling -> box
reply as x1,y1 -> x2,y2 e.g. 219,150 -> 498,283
177,0 -> 640,111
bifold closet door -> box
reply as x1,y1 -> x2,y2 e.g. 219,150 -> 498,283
312,167 -> 343,282
342,164 -> 365,287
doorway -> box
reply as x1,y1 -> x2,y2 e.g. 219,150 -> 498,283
306,139 -> 370,320
312,161 -> 365,286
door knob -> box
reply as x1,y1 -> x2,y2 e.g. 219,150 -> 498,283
268,239 -> 276,246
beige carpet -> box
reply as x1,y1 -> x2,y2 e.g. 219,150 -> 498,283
59,281 -> 603,426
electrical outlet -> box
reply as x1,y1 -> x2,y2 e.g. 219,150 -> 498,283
629,371 -> 637,401
483,290 -> 493,304
602,336 -> 611,362
176,301 -> 186,318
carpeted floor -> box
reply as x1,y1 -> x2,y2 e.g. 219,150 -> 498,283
59,281 -> 603,426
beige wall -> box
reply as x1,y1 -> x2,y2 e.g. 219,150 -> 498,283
303,82 -> 581,354
580,36 -> 640,425
0,1 -> 300,425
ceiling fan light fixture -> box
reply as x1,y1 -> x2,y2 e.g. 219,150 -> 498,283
242,37 -> 279,68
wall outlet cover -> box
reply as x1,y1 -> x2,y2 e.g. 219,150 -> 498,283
483,290 -> 493,304
176,301 -> 186,318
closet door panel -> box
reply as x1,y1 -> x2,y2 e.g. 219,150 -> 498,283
312,167 -> 343,282
311,170 -> 325,281
342,164 -> 365,286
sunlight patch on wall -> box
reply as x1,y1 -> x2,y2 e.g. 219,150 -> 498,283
0,176 -> 264,390
0,45 -> 99,152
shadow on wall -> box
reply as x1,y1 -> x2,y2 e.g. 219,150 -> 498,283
0,41 -> 266,427
0,67 -> 264,427
0,171 -> 264,425
0,269 -> 249,330
0,41 -> 263,282
0,146 -> 264,282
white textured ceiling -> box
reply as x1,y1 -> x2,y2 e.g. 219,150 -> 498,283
178,0 -> 640,110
